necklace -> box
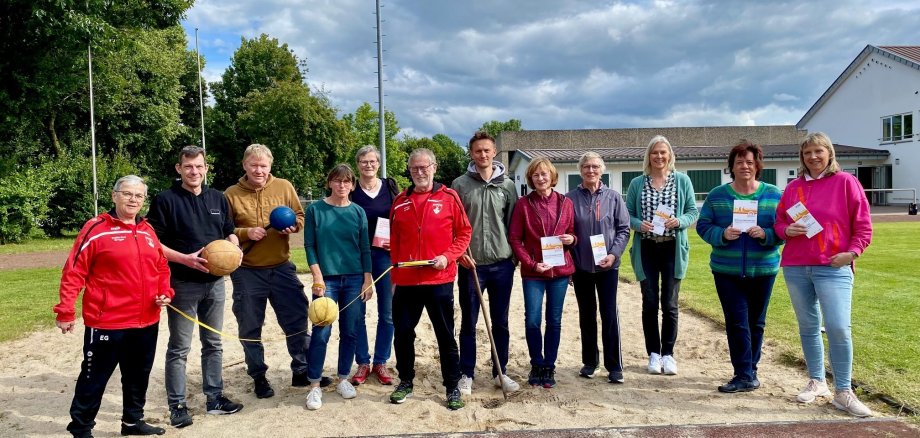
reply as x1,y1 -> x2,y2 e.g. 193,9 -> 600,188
360,177 -> 379,191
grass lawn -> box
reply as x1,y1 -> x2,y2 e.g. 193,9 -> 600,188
0,233 -> 76,255
0,268 -> 68,342
621,221 -> 920,412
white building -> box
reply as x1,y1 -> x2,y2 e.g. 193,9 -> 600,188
797,45 -> 920,206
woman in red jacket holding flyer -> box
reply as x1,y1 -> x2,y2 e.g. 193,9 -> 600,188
774,132 -> 873,417
509,158 -> 576,389
54,175 -> 174,438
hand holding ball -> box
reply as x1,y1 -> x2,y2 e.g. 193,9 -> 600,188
269,206 -> 297,231
200,240 -> 242,276
308,297 -> 338,326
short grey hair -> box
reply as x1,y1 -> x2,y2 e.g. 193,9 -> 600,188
578,151 -> 606,173
356,145 -> 381,162
113,175 -> 147,193
408,148 -> 437,165
642,135 -> 677,175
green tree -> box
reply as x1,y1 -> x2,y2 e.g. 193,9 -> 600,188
399,134 -> 467,185
477,119 -> 523,141
342,102 -> 407,188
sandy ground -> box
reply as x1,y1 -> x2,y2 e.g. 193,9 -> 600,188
0,273 -> 893,438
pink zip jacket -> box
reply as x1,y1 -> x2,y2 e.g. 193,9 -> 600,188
773,171 -> 872,266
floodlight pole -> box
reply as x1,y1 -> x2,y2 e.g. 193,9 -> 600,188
375,0 -> 386,177
88,44 -> 99,216
196,28 -> 208,185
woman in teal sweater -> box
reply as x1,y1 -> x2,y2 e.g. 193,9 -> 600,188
626,135 -> 698,376
304,164 -> 373,410
696,141 -> 783,393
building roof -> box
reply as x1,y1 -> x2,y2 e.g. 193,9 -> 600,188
513,144 -> 888,163
797,45 -> 920,128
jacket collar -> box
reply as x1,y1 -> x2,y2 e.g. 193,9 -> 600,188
405,181 -> 444,196
465,161 -> 506,184
236,174 -> 275,191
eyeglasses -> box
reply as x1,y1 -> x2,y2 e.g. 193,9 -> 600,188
358,159 -> 379,166
409,163 -> 435,174
116,191 -> 146,201
330,179 -> 353,186
581,164 -> 602,171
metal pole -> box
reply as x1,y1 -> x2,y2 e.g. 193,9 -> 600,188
88,44 -> 98,216
195,28 -> 208,185
375,0 -> 386,177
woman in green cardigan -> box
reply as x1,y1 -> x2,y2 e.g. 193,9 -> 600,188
625,135 -> 698,377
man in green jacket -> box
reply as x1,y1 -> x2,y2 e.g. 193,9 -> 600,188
451,131 -> 520,395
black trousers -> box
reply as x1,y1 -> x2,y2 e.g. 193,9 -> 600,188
639,239 -> 681,356
392,283 -> 462,391
572,268 -> 623,373
67,324 -> 159,437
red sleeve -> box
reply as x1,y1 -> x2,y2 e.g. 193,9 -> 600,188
509,200 -> 535,269
154,235 -> 175,299
53,219 -> 100,322
442,190 -> 472,262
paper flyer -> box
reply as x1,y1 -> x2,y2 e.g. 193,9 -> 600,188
372,218 -> 390,248
732,200 -> 758,232
651,204 -> 674,235
786,201 -> 824,238
590,234 -> 607,265
540,236 -> 566,267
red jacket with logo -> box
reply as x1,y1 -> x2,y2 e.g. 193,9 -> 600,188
390,183 -> 472,286
54,211 -> 174,329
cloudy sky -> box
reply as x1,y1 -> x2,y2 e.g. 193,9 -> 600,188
181,0 -> 918,145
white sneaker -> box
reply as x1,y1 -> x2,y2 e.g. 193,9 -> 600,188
648,353 -> 663,374
336,379 -> 357,399
832,389 -> 873,417
306,387 -> 323,410
796,378 -> 832,403
458,375 -> 473,396
661,355 -> 678,375
493,374 -> 520,392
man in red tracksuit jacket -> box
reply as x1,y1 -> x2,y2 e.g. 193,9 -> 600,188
54,175 -> 174,438
387,148 -> 472,411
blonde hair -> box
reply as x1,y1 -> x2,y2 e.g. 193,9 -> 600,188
242,144 -> 274,164
525,158 -> 558,189
642,135 -> 676,175
798,132 -> 840,177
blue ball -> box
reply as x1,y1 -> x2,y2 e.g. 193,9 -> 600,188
269,206 -> 297,230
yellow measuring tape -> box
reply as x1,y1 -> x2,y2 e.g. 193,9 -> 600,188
166,265 -> 396,343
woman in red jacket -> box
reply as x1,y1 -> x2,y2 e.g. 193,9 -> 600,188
54,175 -> 174,438
509,158 -> 576,389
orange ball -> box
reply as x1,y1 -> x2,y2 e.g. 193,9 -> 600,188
200,239 -> 242,276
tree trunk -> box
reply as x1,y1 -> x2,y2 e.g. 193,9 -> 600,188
48,112 -> 62,157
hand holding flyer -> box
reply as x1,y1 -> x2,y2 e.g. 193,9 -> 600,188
732,200 -> 758,232
372,218 -> 390,248
590,234 -> 606,265
651,204 -> 674,235
540,236 -> 566,267
786,201 -> 823,238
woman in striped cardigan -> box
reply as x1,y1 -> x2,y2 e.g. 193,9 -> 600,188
696,140 -> 783,393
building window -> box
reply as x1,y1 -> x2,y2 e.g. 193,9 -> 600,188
881,113 -> 913,142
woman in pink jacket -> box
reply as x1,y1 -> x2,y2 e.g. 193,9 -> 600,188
773,132 -> 873,417
509,158 -> 576,389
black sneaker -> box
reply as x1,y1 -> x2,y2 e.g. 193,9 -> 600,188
320,376 -> 333,388
527,365 -> 543,387
542,366 -> 557,388
206,395 -> 243,415
390,381 -> 414,404
291,371 -> 309,387
718,376 -> 757,393
168,404 -> 193,428
578,365 -> 599,378
254,375 -> 275,398
608,370 -> 625,384
446,388 -> 464,410
120,420 -> 165,436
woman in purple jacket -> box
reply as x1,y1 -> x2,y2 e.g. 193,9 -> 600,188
509,158 -> 576,389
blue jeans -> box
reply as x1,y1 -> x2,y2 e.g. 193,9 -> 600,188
165,278 -> 226,407
713,273 -> 775,381
784,265 -> 854,390
458,258 -> 515,378
355,248 -> 394,366
307,274 -> 364,381
230,262 -> 309,378
522,277 -> 569,368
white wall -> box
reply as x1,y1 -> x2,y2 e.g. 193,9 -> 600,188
802,51 -> 920,202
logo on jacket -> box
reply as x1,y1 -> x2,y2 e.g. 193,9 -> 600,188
145,236 -> 155,248
209,209 -> 221,215
432,204 -> 443,215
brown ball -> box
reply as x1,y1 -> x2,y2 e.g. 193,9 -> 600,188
308,297 -> 338,327
200,239 -> 242,276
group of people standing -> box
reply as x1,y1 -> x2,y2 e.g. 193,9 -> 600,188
53,130 -> 873,437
